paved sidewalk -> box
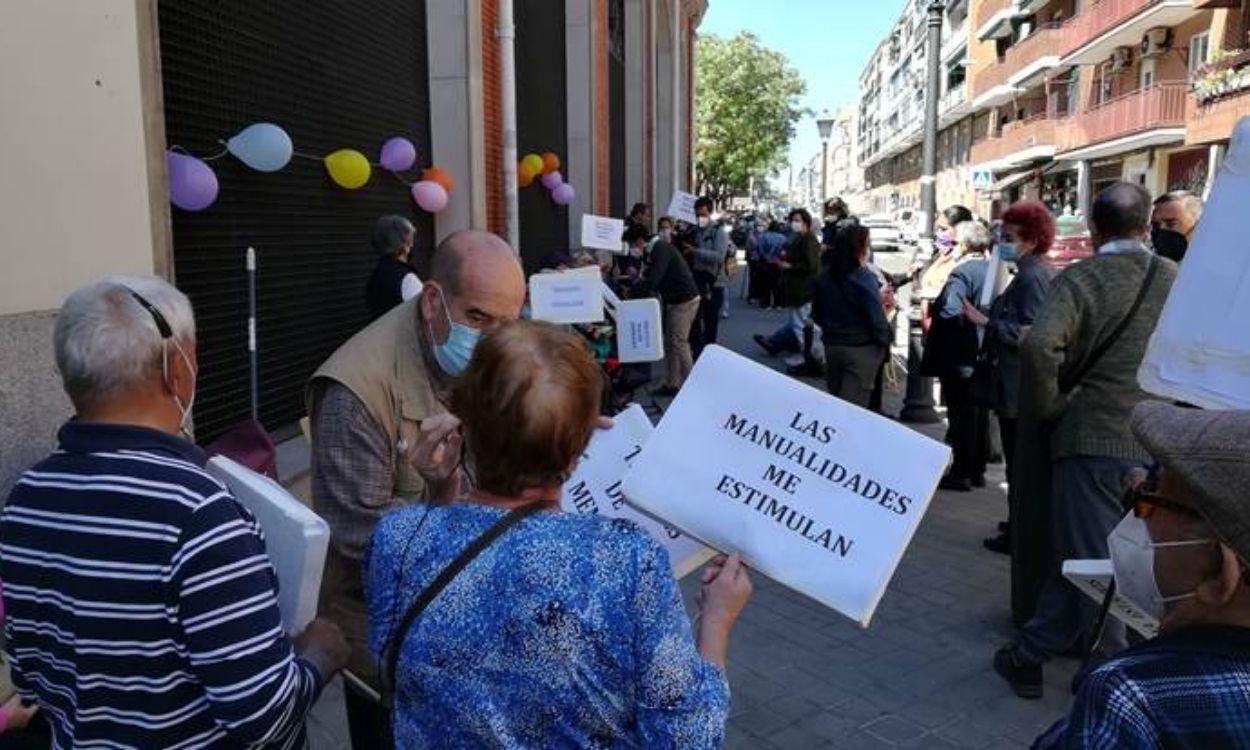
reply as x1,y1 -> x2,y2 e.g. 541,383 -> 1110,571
304,288 -> 1080,749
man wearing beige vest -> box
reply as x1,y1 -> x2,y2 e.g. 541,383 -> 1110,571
306,230 -> 525,741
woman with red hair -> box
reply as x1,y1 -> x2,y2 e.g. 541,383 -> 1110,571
961,201 -> 1056,556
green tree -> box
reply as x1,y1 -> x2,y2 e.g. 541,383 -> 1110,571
695,32 -> 807,207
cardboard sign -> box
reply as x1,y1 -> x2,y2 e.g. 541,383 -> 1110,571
666,190 -> 698,224
621,345 -> 951,626
580,214 -> 627,252
1139,116 -> 1250,410
206,456 -> 330,635
615,298 -> 664,363
1062,559 -> 1158,639
562,405 -> 710,578
528,266 -> 604,324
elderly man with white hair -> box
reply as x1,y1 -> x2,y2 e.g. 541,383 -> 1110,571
0,275 -> 349,748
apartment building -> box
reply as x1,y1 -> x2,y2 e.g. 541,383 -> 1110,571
968,0 -> 1250,216
858,0 -> 1248,221
0,0 -> 705,494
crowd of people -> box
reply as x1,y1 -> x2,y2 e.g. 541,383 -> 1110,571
0,171 -> 1246,748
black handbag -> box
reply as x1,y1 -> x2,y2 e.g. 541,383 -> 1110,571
373,502 -> 545,748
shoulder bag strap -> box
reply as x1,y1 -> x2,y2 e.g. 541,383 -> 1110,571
1059,253 -> 1160,395
380,501 -> 545,704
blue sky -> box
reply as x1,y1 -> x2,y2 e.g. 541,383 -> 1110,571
699,0 -> 901,188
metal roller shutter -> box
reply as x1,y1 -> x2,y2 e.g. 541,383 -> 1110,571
157,1 -> 433,443
516,0 -> 569,269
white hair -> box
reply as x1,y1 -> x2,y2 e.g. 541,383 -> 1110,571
956,220 -> 993,254
54,275 -> 196,410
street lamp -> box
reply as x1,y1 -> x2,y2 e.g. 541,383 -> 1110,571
900,0 -> 944,424
816,109 -> 836,204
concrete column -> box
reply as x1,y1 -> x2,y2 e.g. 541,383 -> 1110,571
566,0 -> 593,241
1076,159 -> 1091,217
427,0 -> 484,239
1204,144 -> 1225,200
624,0 -> 644,209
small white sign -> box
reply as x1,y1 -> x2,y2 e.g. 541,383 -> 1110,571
621,345 -> 951,626
580,214 -> 627,253
1062,559 -> 1159,639
666,190 -> 698,225
615,298 -> 664,363
562,405 -> 711,578
529,266 -> 604,324
206,456 -> 330,635
971,169 -> 993,191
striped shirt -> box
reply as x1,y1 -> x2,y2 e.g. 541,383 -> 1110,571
0,422 -> 323,749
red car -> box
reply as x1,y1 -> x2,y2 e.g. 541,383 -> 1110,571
1043,214 -> 1094,270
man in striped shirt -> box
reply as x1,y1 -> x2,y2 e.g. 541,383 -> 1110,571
0,276 -> 349,748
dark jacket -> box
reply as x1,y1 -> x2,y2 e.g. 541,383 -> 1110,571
366,256 -> 416,321
811,266 -> 892,348
984,253 -> 1056,418
779,231 -> 821,307
632,239 -> 699,305
920,256 -> 988,379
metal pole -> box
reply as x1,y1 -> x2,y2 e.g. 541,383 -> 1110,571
900,1 -> 943,425
499,0 -> 519,250
821,138 -> 829,203
246,246 -> 259,422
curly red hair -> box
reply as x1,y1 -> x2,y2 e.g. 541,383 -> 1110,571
1000,200 -> 1056,255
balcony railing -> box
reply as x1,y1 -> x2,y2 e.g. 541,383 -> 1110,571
972,55 -> 1013,100
972,113 -> 1063,164
978,0 -> 1018,30
1058,82 -> 1187,152
1003,22 -> 1063,79
1061,0 -> 1152,58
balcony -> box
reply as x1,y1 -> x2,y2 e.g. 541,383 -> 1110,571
1005,23 -> 1064,88
1186,51 -> 1250,145
1061,0 -> 1200,66
1057,82 -> 1187,159
977,0 -> 1023,41
972,114 -> 1064,168
971,54 -> 1018,108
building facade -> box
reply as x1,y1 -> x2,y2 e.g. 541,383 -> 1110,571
856,0 -> 1248,221
0,0 -> 704,494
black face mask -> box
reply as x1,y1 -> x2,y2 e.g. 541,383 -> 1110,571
1151,227 -> 1189,262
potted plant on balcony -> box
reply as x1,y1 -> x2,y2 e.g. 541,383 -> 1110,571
1193,48 -> 1250,106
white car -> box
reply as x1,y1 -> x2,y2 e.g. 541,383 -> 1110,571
861,215 -> 915,279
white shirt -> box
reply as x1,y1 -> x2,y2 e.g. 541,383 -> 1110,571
401,273 -> 423,301
1097,239 -> 1151,256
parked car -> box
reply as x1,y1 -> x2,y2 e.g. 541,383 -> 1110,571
862,215 -> 916,279
1044,213 -> 1094,270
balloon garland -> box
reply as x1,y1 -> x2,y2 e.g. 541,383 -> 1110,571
166,123 -> 455,214
518,151 -> 574,205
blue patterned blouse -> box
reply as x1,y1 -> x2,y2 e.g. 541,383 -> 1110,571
365,503 -> 730,749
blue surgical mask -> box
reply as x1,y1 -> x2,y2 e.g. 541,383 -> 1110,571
997,242 -> 1020,263
427,290 -> 481,376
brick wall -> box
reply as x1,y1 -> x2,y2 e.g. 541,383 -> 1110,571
482,0 -> 504,236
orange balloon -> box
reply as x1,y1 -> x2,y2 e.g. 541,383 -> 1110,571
541,152 -> 560,174
422,166 -> 455,194
517,163 -> 537,187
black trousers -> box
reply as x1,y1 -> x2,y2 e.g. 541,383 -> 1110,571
941,374 -> 988,481
689,284 -> 724,361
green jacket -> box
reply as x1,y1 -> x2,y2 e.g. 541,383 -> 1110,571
779,231 -> 821,307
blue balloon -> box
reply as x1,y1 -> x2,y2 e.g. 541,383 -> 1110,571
226,123 -> 293,172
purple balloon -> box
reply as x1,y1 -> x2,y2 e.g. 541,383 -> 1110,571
540,170 -> 563,190
166,151 -> 218,211
552,183 -> 575,206
379,136 -> 417,172
411,180 -> 448,213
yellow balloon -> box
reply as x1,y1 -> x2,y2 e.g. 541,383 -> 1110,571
324,149 -> 372,189
521,153 -> 544,176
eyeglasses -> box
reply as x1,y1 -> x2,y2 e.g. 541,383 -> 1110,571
128,289 -> 172,339
1123,484 -> 1204,521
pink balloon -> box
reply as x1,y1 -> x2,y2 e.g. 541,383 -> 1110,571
411,180 -> 448,213
552,183 -> 575,205
540,170 -> 563,190
379,137 -> 417,172
166,151 -> 218,211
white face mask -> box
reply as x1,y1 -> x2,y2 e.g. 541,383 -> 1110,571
1108,513 -> 1212,620
697,216 -> 710,229
164,338 -> 197,438
790,221 -> 805,234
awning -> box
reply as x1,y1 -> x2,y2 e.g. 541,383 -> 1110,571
992,169 -> 1036,192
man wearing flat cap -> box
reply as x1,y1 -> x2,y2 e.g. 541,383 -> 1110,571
1034,402 -> 1250,748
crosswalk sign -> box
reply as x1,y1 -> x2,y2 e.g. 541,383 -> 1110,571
972,169 -> 993,191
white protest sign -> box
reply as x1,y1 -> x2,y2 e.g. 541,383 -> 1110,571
529,266 -> 604,324
615,298 -> 664,363
206,456 -> 330,635
1139,116 -> 1250,410
666,190 -> 698,224
621,345 -> 950,626
562,405 -> 711,578
580,214 -> 627,253
1062,559 -> 1158,639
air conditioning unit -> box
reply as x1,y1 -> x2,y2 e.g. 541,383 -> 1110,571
1108,46 -> 1133,73
1141,27 -> 1172,58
